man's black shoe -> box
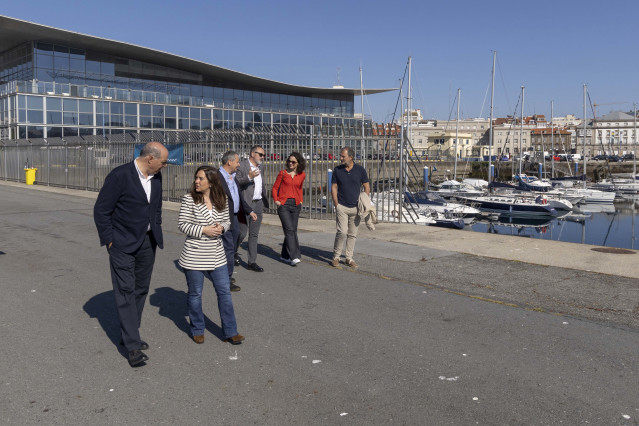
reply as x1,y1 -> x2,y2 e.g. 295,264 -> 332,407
234,258 -> 240,266
120,339 -> 149,351
231,277 -> 236,284
128,349 -> 148,367
247,263 -> 264,272
230,283 -> 241,292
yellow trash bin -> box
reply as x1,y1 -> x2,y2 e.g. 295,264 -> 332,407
24,168 -> 37,185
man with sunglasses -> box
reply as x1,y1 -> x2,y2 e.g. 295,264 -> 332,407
236,145 -> 270,272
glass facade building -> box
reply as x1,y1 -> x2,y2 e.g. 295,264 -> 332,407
0,16 -> 390,141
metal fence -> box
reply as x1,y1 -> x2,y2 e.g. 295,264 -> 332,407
1,125 -> 424,221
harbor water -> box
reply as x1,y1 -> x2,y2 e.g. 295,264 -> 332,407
467,200 -> 639,250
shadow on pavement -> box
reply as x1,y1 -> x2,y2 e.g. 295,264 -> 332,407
83,290 -> 127,358
149,286 -> 225,342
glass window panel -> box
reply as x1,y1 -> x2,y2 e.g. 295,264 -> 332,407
200,109 -> 211,121
203,86 -> 213,100
53,45 -> 69,54
190,108 -> 200,120
35,53 -> 53,69
79,113 -> 93,126
19,126 -> 27,139
63,127 -> 79,137
28,126 -> 44,138
190,119 -> 200,130
78,99 -> 92,113
69,48 -> 84,59
110,115 -> 123,126
101,61 -> 115,75
96,114 -> 105,127
223,88 -> 233,102
47,111 -> 62,124
18,95 -> 26,109
178,118 -> 187,129
190,84 -> 203,97
124,103 -> 137,115
85,60 -> 100,73
110,102 -> 123,114
164,105 -> 176,118
69,58 -> 85,72
27,96 -> 43,110
152,117 -> 163,128
153,105 -> 164,116
47,126 -> 62,138
63,112 -> 78,125
201,119 -> 211,130
140,116 -> 152,128
179,107 -> 189,118
139,104 -> 151,116
36,42 -> 53,52
27,110 -> 43,123
214,87 -> 224,102
79,127 -> 93,136
63,98 -> 78,111
122,115 -> 135,127
54,56 -> 69,70
18,110 -> 26,122
165,118 -> 176,129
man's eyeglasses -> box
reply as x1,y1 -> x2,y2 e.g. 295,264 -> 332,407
254,152 -> 265,157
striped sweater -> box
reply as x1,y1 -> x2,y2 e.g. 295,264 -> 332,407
177,193 -> 231,270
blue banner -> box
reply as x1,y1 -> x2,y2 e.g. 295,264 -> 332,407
134,144 -> 184,165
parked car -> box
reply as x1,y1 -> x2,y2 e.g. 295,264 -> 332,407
592,154 -> 609,161
608,155 -> 622,162
622,153 -> 635,161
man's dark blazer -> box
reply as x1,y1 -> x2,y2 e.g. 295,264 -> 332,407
94,161 -> 164,253
217,169 -> 250,222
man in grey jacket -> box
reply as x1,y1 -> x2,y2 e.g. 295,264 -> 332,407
236,145 -> 270,272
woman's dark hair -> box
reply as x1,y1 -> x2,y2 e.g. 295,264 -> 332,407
190,166 -> 227,212
287,152 -> 306,173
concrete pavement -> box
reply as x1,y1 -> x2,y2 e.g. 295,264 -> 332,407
1,180 -> 638,424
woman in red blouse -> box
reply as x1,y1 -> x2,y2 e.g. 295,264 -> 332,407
272,152 -> 306,266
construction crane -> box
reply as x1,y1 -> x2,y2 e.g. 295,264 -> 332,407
593,101 -> 629,118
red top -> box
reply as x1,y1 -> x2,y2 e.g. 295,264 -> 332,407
272,170 -> 306,205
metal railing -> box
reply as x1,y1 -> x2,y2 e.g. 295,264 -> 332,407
0,125 -> 415,222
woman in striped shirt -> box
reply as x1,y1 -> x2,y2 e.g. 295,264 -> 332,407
178,166 -> 244,345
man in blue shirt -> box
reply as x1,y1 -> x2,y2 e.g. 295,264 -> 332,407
331,147 -> 370,268
218,151 -> 248,292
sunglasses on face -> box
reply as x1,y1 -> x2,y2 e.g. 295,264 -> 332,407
287,160 -> 297,164
254,152 -> 265,157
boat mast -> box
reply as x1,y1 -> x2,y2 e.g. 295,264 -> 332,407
359,66 -> 365,167
583,84 -> 587,189
634,103 -> 637,177
519,85 -> 524,176
488,51 -> 496,184
551,100 -> 554,178
454,88 -> 460,180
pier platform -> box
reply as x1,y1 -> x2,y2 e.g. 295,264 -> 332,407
1,180 -> 638,424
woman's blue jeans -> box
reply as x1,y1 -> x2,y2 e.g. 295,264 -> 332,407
184,267 -> 238,340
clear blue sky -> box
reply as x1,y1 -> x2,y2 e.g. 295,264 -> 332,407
4,0 -> 638,122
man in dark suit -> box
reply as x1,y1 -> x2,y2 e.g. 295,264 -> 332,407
94,141 -> 168,367
218,150 -> 249,292
237,145 -> 269,272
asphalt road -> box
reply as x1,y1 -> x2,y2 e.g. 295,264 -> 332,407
1,183 -> 638,425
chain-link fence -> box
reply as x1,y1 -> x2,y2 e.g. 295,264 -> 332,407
1,125 -> 428,221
